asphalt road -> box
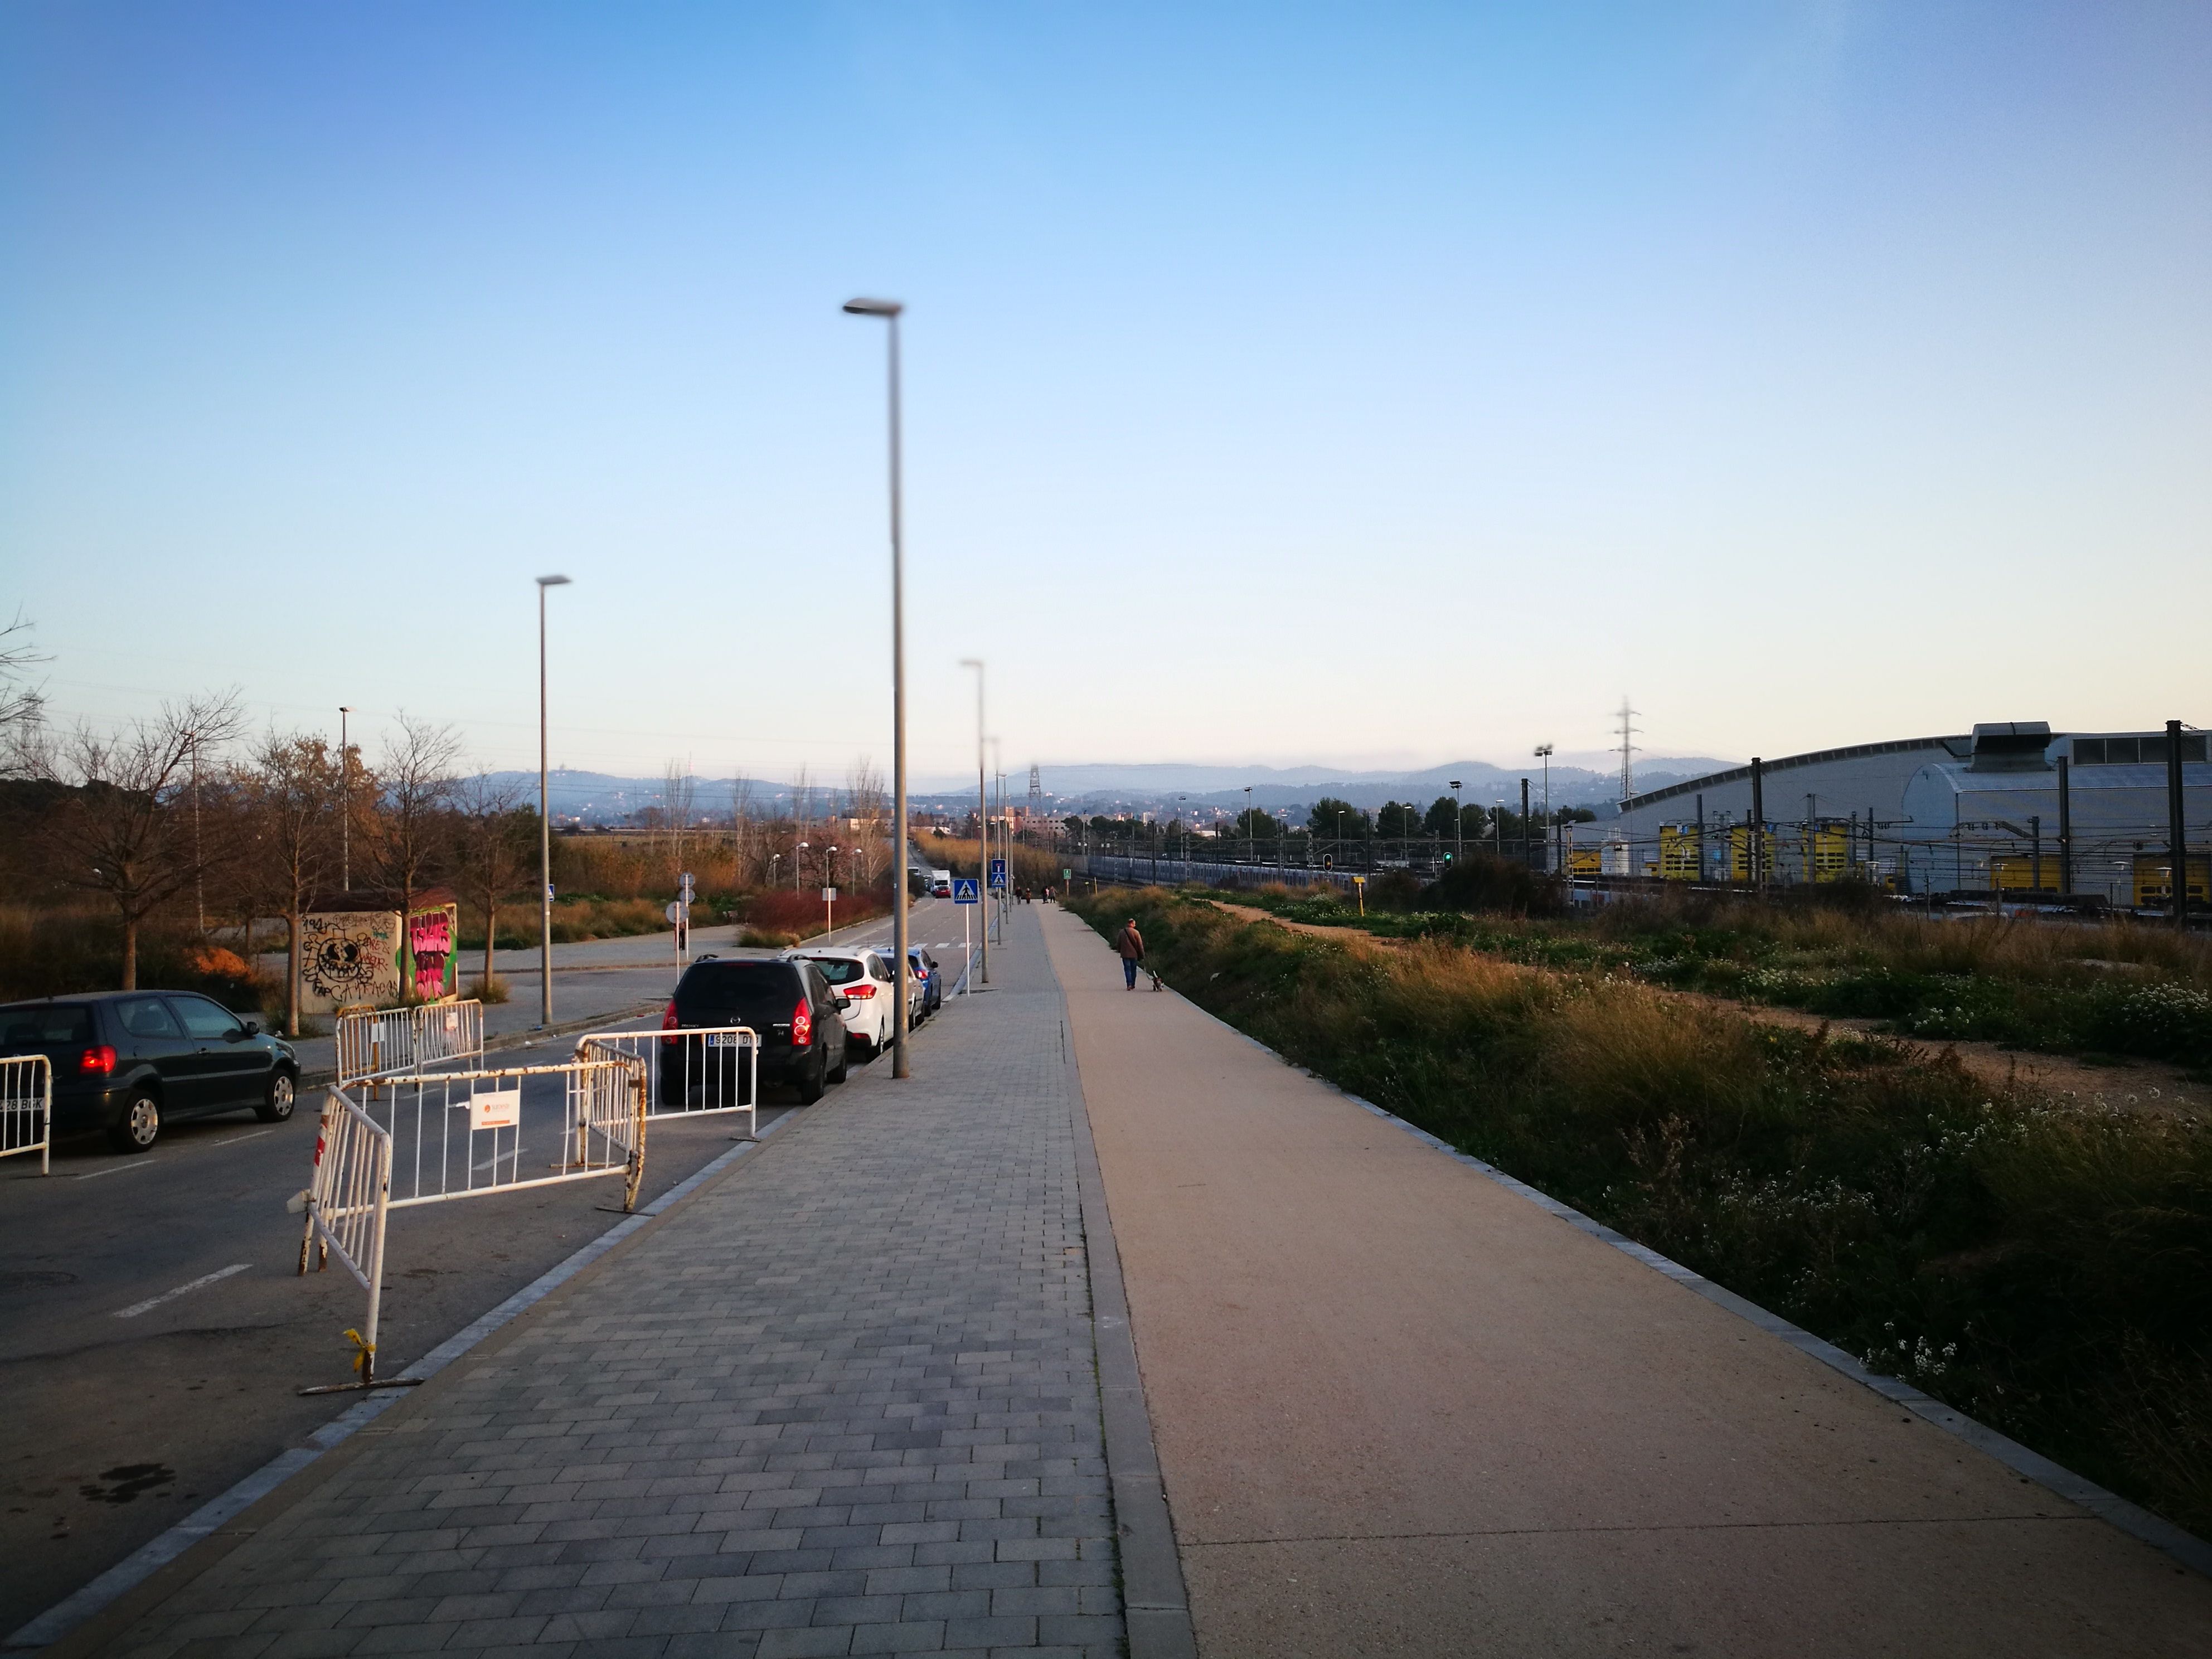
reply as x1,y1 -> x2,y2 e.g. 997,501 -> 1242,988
0,894 -> 977,1642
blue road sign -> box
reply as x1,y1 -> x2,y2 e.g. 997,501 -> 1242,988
952,878 -> 980,904
988,859 -> 1007,889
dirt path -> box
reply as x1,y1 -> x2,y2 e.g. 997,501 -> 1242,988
1207,900 -> 2206,1114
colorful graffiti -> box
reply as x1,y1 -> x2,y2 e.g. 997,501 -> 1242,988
407,905 -> 457,1001
299,911 -> 400,1013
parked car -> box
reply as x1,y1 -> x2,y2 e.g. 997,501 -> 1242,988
908,947 -> 943,1016
787,948 -> 900,1056
0,992 -> 299,1153
662,955 -> 847,1105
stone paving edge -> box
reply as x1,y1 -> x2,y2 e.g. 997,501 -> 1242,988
4,1104 -> 803,1653
1047,963 -> 1197,1659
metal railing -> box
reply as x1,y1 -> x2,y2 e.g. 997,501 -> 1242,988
335,999 -> 484,1087
1,1054 -> 52,1175
295,1052 -> 647,1391
579,1026 -> 759,1141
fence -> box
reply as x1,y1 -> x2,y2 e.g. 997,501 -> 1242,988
296,1091 -> 395,1385
578,1026 -> 760,1141
335,999 -> 484,1087
1,1054 -> 52,1176
296,1052 -> 646,1390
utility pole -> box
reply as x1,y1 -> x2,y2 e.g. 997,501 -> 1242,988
189,729 -> 205,935
1616,699 -> 1639,800
1749,756 -> 1765,891
536,574 -> 572,1027
1534,744 -> 1553,871
1450,780 -> 1462,866
338,706 -> 353,891
1244,785 -> 1253,865
2057,755 -> 2072,895
1520,778 -> 1531,868
961,660 -> 988,984
2168,719 -> 2190,930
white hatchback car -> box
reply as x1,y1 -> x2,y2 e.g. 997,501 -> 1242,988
787,948 -> 899,1054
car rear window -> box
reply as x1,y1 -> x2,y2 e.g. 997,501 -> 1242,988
810,958 -> 866,986
0,1003 -> 94,1049
675,961 -> 803,1024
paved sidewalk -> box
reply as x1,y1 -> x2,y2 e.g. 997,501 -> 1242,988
91,908 -> 1121,1658
1040,904 -> 2212,1657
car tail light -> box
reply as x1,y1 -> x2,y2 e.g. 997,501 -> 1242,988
843,983 -> 876,999
79,1044 -> 117,1076
791,997 -> 812,1047
661,1001 -> 681,1046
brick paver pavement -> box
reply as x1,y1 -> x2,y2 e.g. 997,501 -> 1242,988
99,908 -> 1122,1659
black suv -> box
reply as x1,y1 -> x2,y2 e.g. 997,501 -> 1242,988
662,956 -> 848,1105
0,992 -> 300,1153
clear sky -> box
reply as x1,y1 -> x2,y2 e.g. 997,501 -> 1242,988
3,2 -> 2206,789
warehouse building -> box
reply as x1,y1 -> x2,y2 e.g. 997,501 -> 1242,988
1579,722 -> 2209,907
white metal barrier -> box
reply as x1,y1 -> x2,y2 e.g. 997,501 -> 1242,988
296,1092 -> 395,1386
1,1055 -> 52,1176
334,999 -> 484,1087
579,1026 -> 759,1139
295,1052 -> 645,1390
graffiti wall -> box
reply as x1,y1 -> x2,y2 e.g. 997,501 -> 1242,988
299,911 -> 400,1015
407,903 -> 458,1002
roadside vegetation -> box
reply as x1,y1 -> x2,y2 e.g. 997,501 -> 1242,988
1069,886 -> 2212,1540
1219,865 -> 2212,1076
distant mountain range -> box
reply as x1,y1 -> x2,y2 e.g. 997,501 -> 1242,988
483,758 -> 1743,827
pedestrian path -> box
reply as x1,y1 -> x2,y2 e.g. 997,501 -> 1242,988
90,908 -> 1121,1658
1039,904 -> 2212,1658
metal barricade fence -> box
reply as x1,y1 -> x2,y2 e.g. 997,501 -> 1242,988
578,1026 -> 759,1140
1,1054 -> 52,1175
297,1092 -> 394,1384
335,999 -> 484,1086
295,1052 -> 646,1390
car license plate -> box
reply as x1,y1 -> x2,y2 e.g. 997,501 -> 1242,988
706,1032 -> 740,1048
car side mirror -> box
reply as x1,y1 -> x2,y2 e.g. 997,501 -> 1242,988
243,1020 -> 259,1036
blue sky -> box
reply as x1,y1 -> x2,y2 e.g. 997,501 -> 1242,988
3,2 -> 2206,787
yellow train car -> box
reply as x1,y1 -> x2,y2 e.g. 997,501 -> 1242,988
1990,855 -> 2061,892
2132,851 -> 2210,908
1658,825 -> 1701,881
1728,825 -> 1779,881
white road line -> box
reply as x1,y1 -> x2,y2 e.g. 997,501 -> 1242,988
472,1144 -> 523,1174
114,1263 -> 250,1319
74,1161 -> 156,1181
207,1129 -> 274,1149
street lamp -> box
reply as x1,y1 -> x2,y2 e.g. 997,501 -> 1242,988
1244,785 -> 1254,865
1534,744 -> 1554,870
338,706 -> 353,891
961,659 -> 988,984
843,295 -> 913,1075
797,841 -> 809,891
1449,779 -> 1462,867
535,575 -> 571,1027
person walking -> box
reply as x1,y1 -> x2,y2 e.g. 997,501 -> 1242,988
1114,917 -> 1146,990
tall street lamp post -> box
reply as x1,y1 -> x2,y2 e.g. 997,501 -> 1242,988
338,706 -> 353,891
536,574 -> 571,1027
1244,785 -> 1253,864
1450,779 -> 1462,867
1534,744 -> 1554,870
843,295 -> 913,1076
961,659 -> 988,984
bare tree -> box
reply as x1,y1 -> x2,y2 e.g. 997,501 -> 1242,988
247,731 -> 341,1035
370,715 -> 462,997
24,692 -> 245,988
0,612 -> 48,775
661,761 -> 696,890
453,775 -> 531,993
846,757 -> 889,884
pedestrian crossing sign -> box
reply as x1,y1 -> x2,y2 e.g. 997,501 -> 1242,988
952,878 -> 980,904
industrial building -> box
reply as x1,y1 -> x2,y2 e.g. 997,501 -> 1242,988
1580,722 -> 2210,908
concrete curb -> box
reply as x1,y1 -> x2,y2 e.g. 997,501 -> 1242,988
1042,916 -> 1197,1659
2,1108 -> 801,1652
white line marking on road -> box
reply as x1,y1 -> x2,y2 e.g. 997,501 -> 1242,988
207,1129 -> 274,1148
74,1161 -> 156,1181
114,1263 -> 250,1318
472,1145 -> 523,1173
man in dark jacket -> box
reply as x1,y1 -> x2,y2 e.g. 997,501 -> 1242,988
1114,919 -> 1145,990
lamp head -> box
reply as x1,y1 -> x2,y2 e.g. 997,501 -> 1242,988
843,297 -> 904,317
537,574 -> 572,589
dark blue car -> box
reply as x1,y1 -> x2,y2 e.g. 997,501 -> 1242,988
907,947 -> 943,1017
0,992 -> 300,1154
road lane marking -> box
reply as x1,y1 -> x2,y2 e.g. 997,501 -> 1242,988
74,1161 -> 156,1181
207,1129 -> 275,1149
114,1263 -> 250,1319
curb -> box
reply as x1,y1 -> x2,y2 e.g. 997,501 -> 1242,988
1039,912 -> 1197,1659
3,1108 -> 801,1652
